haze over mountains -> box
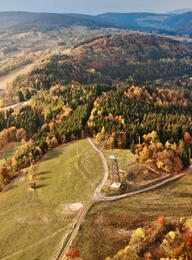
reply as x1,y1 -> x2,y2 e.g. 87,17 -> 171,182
0,10 -> 192,36
168,8 -> 192,14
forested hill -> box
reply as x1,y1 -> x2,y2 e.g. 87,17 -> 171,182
72,34 -> 192,82
0,12 -> 109,32
2,33 -> 192,188
10,34 -> 192,96
1,11 -> 192,36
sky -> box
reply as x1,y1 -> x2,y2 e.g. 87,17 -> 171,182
0,0 -> 192,14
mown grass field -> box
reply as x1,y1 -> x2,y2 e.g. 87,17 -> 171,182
0,143 -> 21,166
100,145 -> 158,195
73,172 -> 192,260
101,147 -> 136,171
0,139 -> 104,260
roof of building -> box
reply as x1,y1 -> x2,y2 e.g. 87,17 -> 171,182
109,155 -> 118,160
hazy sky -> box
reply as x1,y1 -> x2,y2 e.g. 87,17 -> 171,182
0,0 -> 192,14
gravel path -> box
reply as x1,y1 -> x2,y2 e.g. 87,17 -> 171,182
1,138 -> 188,260
56,138 -> 187,260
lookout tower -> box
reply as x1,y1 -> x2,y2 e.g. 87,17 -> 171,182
110,155 -> 121,188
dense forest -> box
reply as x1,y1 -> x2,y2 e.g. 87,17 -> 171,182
1,34 -> 192,189
88,85 -> 192,144
0,84 -> 114,189
4,34 -> 192,105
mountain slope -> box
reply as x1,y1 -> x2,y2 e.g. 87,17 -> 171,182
0,11 -> 192,36
10,33 -> 192,94
168,8 -> 192,15
94,12 -> 192,35
161,11 -> 192,31
95,12 -> 170,30
0,11 -> 41,29
6,13 -> 109,32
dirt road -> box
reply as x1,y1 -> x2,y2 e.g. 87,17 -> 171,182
0,63 -> 35,90
0,48 -> 72,90
56,138 -> 188,260
1,138 -> 189,260
55,137 -> 109,259
1,101 -> 29,111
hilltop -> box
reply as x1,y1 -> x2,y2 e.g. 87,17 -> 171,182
0,12 -> 108,32
0,11 -> 192,36
0,30 -> 192,260
7,33 -> 192,100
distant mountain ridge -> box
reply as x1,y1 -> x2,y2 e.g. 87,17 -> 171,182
167,8 -> 192,15
0,12 -> 108,32
0,11 -> 192,37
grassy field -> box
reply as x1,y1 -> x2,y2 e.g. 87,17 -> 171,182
0,139 -> 104,260
101,147 -> 136,171
0,143 -> 21,166
100,146 -> 159,195
73,172 -> 192,260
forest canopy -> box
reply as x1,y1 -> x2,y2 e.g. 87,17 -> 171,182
1,34 -> 192,189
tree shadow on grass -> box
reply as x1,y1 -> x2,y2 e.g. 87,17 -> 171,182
181,183 -> 192,186
38,171 -> 50,176
176,192 -> 192,198
42,149 -> 64,163
36,184 -> 48,189
39,176 -> 49,181
36,171 -> 50,189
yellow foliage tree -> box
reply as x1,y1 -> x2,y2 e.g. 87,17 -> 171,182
139,146 -> 150,163
105,245 -> 138,260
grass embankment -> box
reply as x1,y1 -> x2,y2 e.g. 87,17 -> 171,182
0,139 -> 104,260
0,143 -> 22,166
73,172 -> 192,260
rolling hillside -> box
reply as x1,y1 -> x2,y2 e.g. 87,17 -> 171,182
0,11 -> 192,36
94,12 -> 170,30
11,33 -> 192,92
0,16 -> 192,260
0,12 -> 109,32
9,13 -> 109,33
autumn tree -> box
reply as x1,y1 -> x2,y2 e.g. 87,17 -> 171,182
66,249 -> 80,258
105,245 -> 138,260
139,146 -> 150,163
184,132 -> 192,144
16,128 -> 27,142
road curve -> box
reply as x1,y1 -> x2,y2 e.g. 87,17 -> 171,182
56,138 -> 109,260
97,173 -> 185,201
0,138 -> 188,260
88,138 -> 109,200
56,138 -> 188,260
1,100 -> 30,111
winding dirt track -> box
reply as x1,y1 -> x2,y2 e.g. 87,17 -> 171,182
0,138 -> 188,260
56,138 -> 186,260
55,138 -> 108,260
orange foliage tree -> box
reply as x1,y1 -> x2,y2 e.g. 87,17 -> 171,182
16,128 -> 27,142
66,249 -> 80,258
184,132 -> 192,144
157,216 -> 166,226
